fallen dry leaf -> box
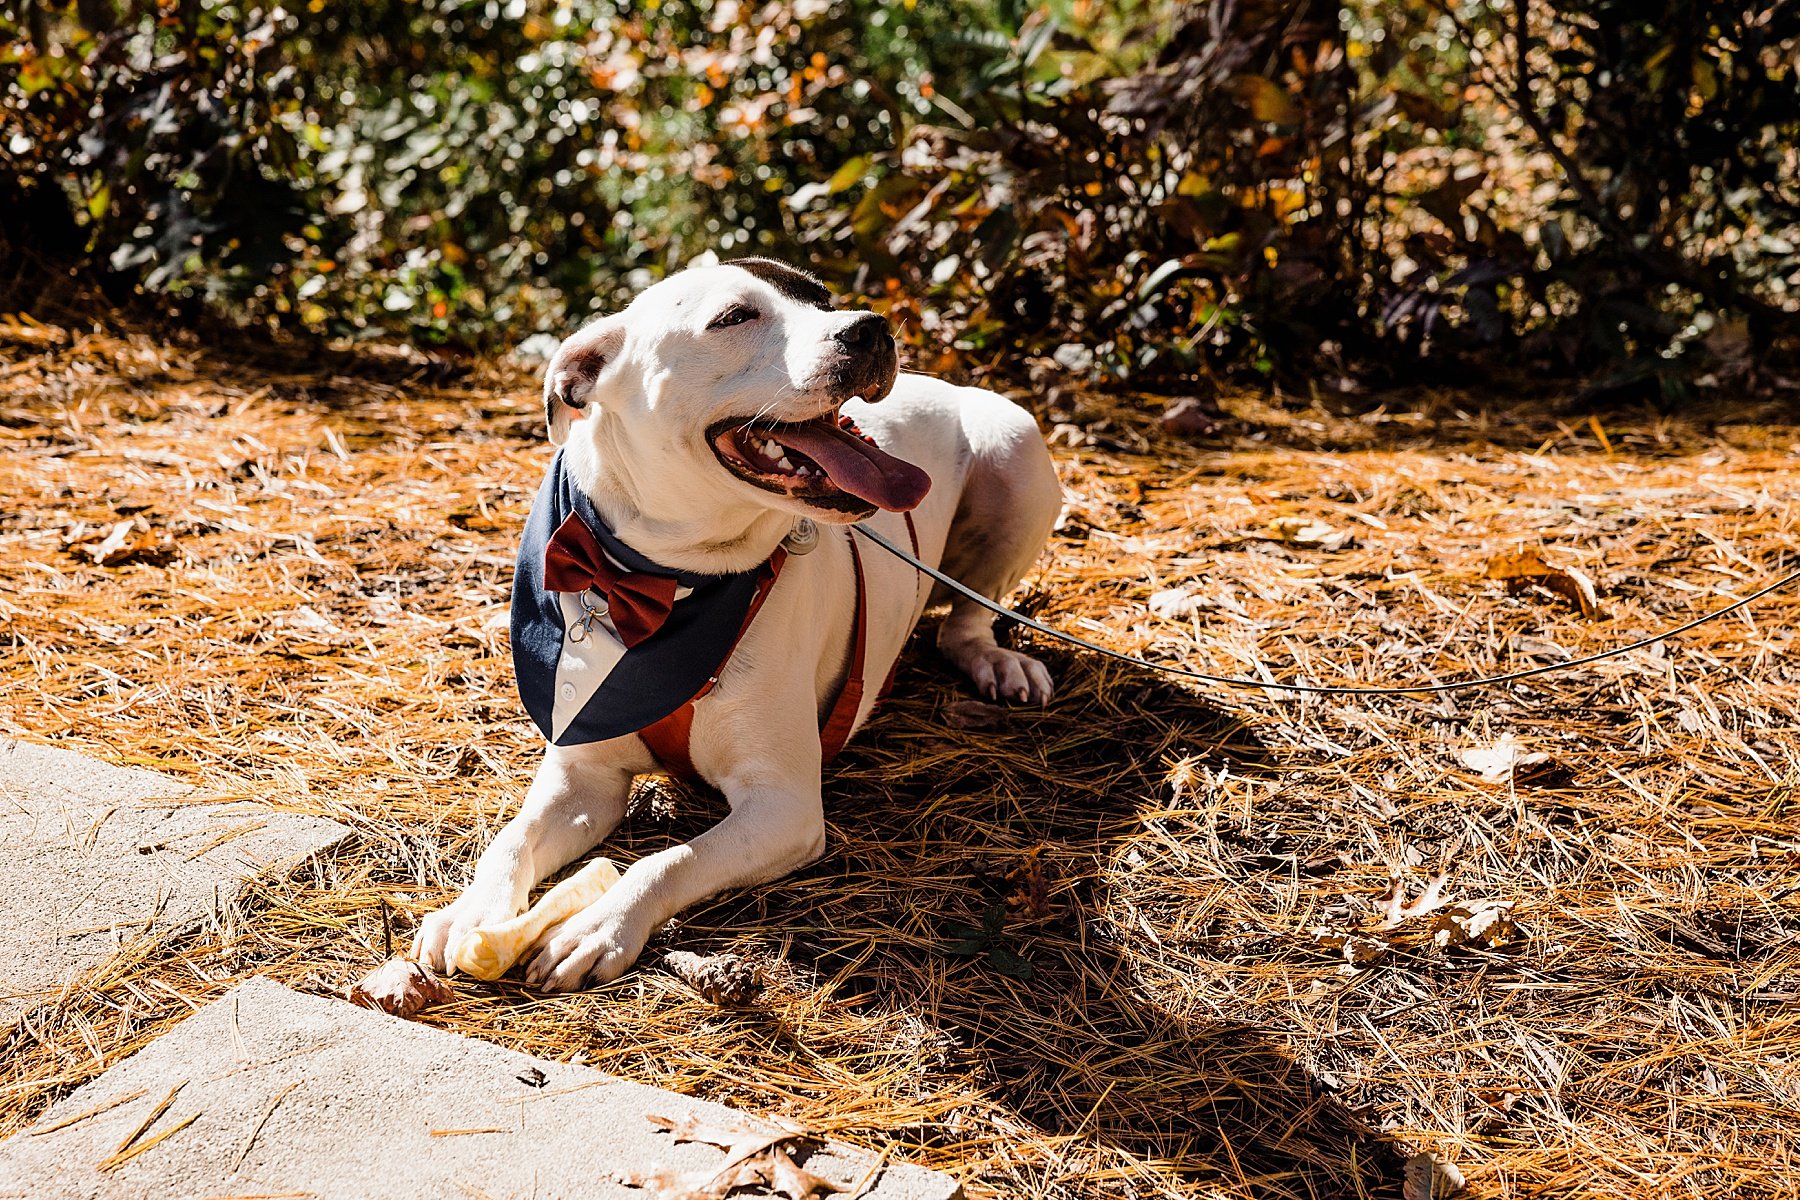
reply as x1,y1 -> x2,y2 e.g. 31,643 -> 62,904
620,1147 -> 843,1200
1379,871 -> 1450,929
348,956 -> 455,1018
1160,396 -> 1224,438
617,1159 -> 765,1200
1312,929 -> 1389,966
1484,547 -> 1600,617
761,1144 -> 846,1199
1265,514 -> 1354,551
943,698 -> 1008,730
647,1111 -> 787,1158
1458,735 -> 1550,784
274,604 -> 353,648
71,517 -> 175,567
1403,1150 -> 1467,1199
619,1112 -> 845,1199
1509,635 -> 1570,661
1003,845 -> 1055,920
1475,1088 -> 1523,1114
1430,902 -> 1520,950
1315,871 -> 1522,966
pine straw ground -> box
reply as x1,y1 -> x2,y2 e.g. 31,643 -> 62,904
1,315 -> 1798,1200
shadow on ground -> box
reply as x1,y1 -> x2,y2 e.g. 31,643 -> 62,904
614,641 -> 1402,1199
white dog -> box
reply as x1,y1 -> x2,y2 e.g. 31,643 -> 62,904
412,258 -> 1059,989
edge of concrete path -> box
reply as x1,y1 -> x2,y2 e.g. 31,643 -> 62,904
0,976 -> 966,1200
0,738 -> 351,1024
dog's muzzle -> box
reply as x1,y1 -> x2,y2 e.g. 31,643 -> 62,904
826,314 -> 899,405
704,314 -> 924,514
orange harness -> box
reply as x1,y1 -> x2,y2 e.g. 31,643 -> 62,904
639,514 -> 919,781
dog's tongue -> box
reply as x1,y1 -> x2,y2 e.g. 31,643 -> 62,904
778,419 -> 932,512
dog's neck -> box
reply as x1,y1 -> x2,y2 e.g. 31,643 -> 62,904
563,437 -> 795,576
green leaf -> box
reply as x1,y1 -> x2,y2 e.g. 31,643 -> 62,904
986,947 -> 1034,979
1015,10 -> 1056,70
827,155 -> 870,195
1227,76 -> 1301,125
1137,256 -> 1197,300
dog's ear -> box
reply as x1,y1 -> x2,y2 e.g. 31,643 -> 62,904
543,321 -> 625,446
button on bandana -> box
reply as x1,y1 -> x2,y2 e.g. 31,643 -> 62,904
511,452 -> 777,747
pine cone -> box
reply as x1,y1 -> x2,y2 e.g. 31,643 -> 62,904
662,951 -> 763,1005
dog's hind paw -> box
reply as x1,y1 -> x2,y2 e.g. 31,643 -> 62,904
957,644 -> 1054,705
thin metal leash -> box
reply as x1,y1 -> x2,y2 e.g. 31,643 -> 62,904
852,525 -> 1800,697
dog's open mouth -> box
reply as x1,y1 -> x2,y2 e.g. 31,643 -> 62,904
708,408 -> 931,514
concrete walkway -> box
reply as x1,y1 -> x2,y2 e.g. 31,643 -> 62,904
0,977 -> 963,1199
0,742 -> 960,1198
0,738 -> 348,1022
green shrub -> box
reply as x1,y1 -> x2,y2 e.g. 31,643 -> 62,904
3,0 -> 1795,396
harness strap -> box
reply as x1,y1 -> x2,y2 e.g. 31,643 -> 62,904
817,533 -> 872,763
821,511 -> 920,761
641,514 -> 919,781
876,512 -> 921,704
638,546 -> 788,780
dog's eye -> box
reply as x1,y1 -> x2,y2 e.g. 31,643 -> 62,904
707,305 -> 759,330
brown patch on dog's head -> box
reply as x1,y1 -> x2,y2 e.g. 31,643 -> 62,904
725,257 -> 833,312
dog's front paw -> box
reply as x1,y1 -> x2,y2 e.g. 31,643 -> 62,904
522,902 -> 649,991
410,889 -> 519,974
961,645 -> 1054,705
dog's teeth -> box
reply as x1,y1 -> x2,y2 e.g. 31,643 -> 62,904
777,455 -> 795,471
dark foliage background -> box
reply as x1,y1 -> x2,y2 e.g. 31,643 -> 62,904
3,0 -> 1797,401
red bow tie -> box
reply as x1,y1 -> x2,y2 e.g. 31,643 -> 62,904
542,513 -> 679,648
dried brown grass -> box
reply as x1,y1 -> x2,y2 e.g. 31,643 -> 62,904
2,314 -> 1797,1199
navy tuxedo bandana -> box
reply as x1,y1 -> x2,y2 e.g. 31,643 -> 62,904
511,451 -> 776,747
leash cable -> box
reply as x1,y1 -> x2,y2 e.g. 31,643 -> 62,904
852,525 -> 1800,697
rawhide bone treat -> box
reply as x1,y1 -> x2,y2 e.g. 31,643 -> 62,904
451,856 -> 622,980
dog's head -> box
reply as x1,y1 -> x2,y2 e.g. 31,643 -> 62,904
543,258 -> 930,527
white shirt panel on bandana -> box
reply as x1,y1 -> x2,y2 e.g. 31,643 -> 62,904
547,584 -> 700,740
550,591 -> 627,741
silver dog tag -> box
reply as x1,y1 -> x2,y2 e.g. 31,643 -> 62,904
782,517 -> 819,555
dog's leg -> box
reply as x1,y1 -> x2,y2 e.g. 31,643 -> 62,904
521,751 -> 825,990
937,587 -> 1055,703
935,401 -> 1062,703
411,742 -> 635,973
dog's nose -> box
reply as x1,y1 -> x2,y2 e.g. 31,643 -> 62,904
834,313 -> 889,352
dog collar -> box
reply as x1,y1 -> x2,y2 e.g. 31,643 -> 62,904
510,451 -> 785,747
